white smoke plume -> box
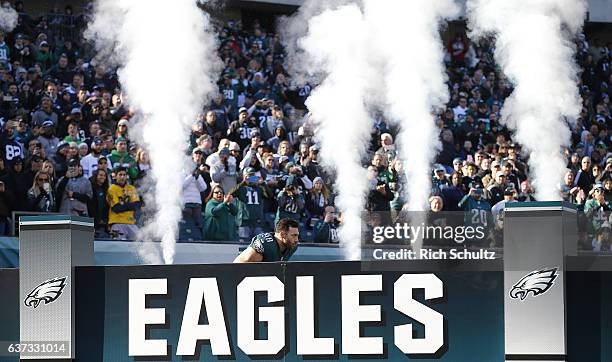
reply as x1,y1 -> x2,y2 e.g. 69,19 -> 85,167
278,0 -> 355,84
298,5 -> 374,260
86,0 -> 220,264
364,0 -> 459,211
467,0 -> 586,200
0,2 -> 18,31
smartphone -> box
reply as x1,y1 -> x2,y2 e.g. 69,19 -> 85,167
247,175 -> 259,183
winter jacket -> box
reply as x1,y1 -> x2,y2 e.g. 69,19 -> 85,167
203,199 -> 238,241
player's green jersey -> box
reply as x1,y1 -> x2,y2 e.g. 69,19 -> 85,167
220,83 -> 241,110
458,195 -> 493,245
249,232 -> 297,262
232,184 -> 264,227
0,43 -> 9,66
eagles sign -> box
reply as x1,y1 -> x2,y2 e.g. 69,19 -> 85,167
24,276 -> 68,309
128,274 -> 446,357
509,268 -> 558,301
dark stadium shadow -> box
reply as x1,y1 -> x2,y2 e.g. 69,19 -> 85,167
135,283 -> 173,361
75,267 -> 105,362
181,282 -> 235,360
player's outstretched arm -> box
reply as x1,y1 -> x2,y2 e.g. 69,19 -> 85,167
233,246 -> 264,263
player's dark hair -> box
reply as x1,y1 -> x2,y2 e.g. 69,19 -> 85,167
275,218 -> 299,233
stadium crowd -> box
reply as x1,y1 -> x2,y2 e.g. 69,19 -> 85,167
0,3 -> 609,250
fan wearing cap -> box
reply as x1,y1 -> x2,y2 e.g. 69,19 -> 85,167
229,167 -> 270,242
31,96 -> 58,130
181,148 -> 209,233
115,118 -> 130,139
376,133 -> 397,163
219,71 -> 241,113
80,137 -> 104,178
302,144 -> 324,181
107,137 -> 138,181
210,146 -> 238,193
486,171 -> 507,206
227,107 -> 258,151
432,164 -> 449,190
56,158 -> 93,217
106,166 -> 140,240
584,183 -> 612,235
259,105 -> 286,141
491,186 -> 518,228
240,129 -> 263,158
51,141 -> 71,177
13,118 -> 31,146
458,182 -> 493,245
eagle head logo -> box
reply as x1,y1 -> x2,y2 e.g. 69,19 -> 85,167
509,268 -> 558,301
24,276 -> 68,309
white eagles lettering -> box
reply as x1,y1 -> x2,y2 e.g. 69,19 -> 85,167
128,278 -> 168,357
127,274 -> 445,357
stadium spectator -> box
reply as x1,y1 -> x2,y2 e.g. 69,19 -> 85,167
441,172 -> 465,211
2,121 -> 24,163
27,171 -> 55,212
491,187 -> 518,224
32,96 -> 59,128
305,176 -> 330,220
486,171 -> 506,206
203,184 -> 238,241
56,159 -> 92,216
314,205 -> 341,243
88,168 -> 109,237
0,5 -> 607,249
182,149 -> 209,233
429,195 -> 444,213
230,167 -> 268,242
575,156 -> 594,193
227,107 -> 257,150
517,180 -> 537,202
106,166 -> 140,240
210,147 -> 238,193
5,158 -> 29,211
108,137 -> 137,181
275,183 -> 304,225
80,136 -> 103,178
366,165 -> 393,213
